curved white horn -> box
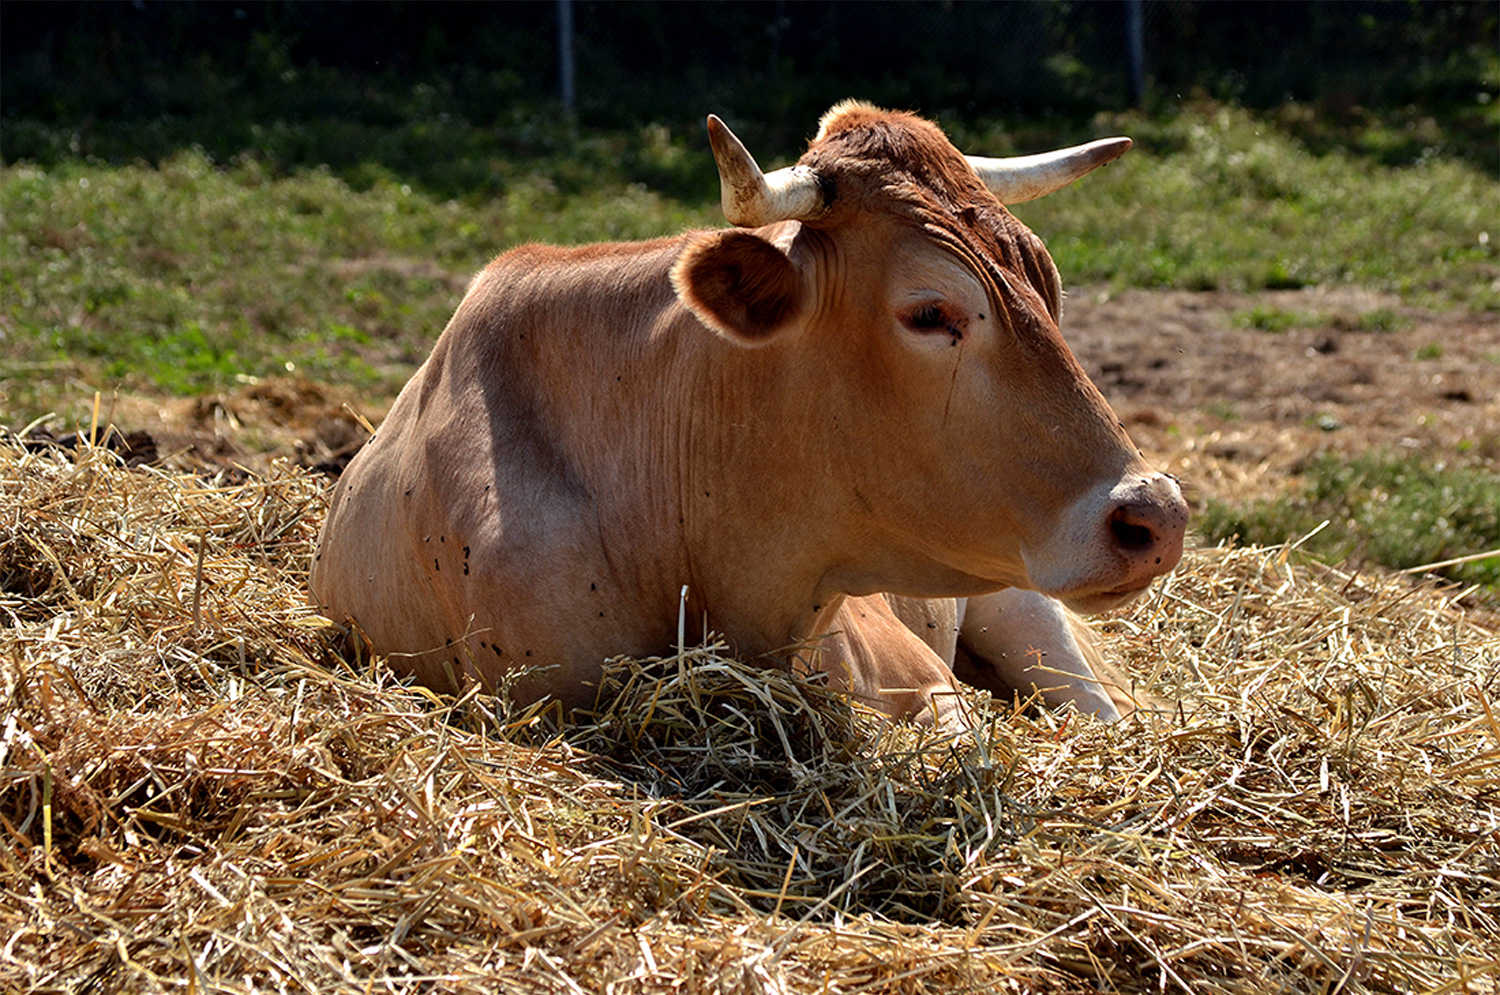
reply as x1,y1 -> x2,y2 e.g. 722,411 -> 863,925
707,114 -> 829,227
967,136 -> 1133,204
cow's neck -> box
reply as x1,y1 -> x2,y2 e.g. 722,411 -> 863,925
571,317 -> 852,660
504,242 -> 864,661
665,347 -> 855,659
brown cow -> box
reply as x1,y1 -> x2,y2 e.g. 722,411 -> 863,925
310,102 -> 1187,727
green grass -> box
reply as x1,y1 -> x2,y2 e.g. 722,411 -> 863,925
1201,452 -> 1500,594
1,150 -> 713,416
1348,307 -> 1412,334
1231,305 -> 1321,333
1012,105 -> 1500,311
1227,303 -> 1419,335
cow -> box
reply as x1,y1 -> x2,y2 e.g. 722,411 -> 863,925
309,101 -> 1188,729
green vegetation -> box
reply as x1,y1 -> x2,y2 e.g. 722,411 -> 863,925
1,151 -> 712,412
1227,303 -> 1419,335
1011,106 -> 1500,310
1349,307 -> 1412,334
1201,453 -> 1500,594
1231,305 -> 1319,334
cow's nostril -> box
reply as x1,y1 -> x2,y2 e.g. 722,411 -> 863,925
1109,513 -> 1155,552
1098,476 -> 1188,580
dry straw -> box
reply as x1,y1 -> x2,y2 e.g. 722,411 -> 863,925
2,431 -> 1496,994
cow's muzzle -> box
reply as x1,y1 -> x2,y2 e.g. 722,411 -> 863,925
1030,472 -> 1189,613
1105,473 -> 1188,578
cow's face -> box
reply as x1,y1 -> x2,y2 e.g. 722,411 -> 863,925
673,104 -> 1187,611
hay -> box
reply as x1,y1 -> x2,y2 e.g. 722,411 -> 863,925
2,431 -> 1496,994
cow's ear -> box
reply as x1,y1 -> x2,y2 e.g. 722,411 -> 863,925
671,230 -> 806,346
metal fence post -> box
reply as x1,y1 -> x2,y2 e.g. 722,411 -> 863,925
558,0 -> 576,113
1127,0 -> 1146,106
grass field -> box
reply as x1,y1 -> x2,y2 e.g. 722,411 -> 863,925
1,147 -> 710,408
1201,453 -> 1500,591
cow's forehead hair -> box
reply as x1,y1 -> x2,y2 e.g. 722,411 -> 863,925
804,100 -> 986,213
800,101 -> 1060,326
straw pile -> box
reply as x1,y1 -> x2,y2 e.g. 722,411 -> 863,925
3,431 -> 1497,994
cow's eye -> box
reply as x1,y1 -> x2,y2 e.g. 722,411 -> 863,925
904,304 -> 947,331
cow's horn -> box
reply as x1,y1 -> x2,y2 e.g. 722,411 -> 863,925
707,114 -> 829,227
966,136 -> 1133,204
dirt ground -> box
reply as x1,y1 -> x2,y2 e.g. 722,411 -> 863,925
1065,286 -> 1500,508
95,287 -> 1499,522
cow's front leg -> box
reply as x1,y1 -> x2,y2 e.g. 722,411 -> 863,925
954,589 -> 1137,720
814,595 -> 970,732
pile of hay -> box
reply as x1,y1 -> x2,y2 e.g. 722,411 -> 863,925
3,432 -> 1496,994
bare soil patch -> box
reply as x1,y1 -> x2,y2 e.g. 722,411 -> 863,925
1060,287 -> 1500,509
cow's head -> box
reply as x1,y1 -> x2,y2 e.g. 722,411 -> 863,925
671,102 -> 1187,613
